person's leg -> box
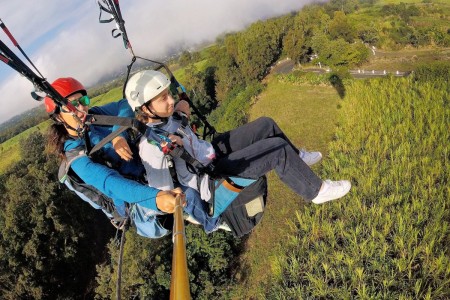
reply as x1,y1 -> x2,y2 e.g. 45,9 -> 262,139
212,117 -> 300,157
213,137 -> 323,201
182,187 -> 221,233
212,116 -> 321,166
131,204 -> 170,238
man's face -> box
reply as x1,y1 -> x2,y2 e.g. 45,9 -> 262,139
147,88 -> 175,118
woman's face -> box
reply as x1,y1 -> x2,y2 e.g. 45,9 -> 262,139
59,92 -> 89,136
146,88 -> 175,118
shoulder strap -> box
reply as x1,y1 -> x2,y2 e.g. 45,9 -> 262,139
59,148 -> 87,183
83,114 -> 147,157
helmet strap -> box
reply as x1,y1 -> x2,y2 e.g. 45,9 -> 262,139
53,113 -> 87,138
142,103 -> 168,124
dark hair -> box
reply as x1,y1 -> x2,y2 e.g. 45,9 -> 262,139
135,106 -> 151,124
47,123 -> 70,159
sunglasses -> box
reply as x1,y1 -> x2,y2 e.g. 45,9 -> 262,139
60,95 -> 90,113
69,95 -> 90,107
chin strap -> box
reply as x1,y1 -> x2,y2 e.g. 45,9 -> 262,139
148,114 -> 168,124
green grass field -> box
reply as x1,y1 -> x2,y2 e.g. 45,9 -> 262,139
172,59 -> 211,84
361,48 -> 450,72
227,74 -> 342,298
229,71 -> 450,298
0,121 -> 51,173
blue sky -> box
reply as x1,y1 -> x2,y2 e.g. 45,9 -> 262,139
0,0 -> 316,123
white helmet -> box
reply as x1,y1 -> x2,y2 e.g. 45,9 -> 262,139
125,70 -> 171,111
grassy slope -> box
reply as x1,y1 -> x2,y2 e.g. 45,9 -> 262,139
260,75 -> 449,299
228,75 -> 341,298
361,48 -> 450,72
0,120 -> 51,172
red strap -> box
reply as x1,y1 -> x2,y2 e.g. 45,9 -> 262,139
0,22 -> 18,46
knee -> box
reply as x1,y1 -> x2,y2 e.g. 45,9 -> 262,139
256,116 -> 278,132
257,116 -> 275,126
271,137 -> 289,147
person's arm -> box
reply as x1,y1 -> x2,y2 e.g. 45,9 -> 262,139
174,100 -> 190,119
90,99 -> 134,161
71,155 -> 165,211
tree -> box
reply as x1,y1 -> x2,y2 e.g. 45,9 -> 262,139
182,64 -> 218,130
95,225 -> 242,299
282,7 -> 326,63
19,131 -> 46,165
312,34 -> 369,67
0,134 -> 113,299
212,45 -> 245,102
326,0 -> 360,14
236,20 -> 282,82
357,23 -> 380,45
328,11 -> 357,43
179,50 -> 192,67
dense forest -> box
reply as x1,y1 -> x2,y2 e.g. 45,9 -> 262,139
0,108 -> 47,144
0,0 -> 449,298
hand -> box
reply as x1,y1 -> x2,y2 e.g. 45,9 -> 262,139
155,188 -> 186,213
112,136 -> 133,161
175,100 -> 191,118
168,134 -> 183,146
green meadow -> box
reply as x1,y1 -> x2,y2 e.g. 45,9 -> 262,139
230,70 -> 449,298
226,74 -> 341,297
0,121 -> 51,172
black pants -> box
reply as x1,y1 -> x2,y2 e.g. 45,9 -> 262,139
211,117 -> 322,201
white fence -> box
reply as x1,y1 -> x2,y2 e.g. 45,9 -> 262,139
349,69 -> 411,77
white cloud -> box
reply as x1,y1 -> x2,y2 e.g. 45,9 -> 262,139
0,0 -> 317,123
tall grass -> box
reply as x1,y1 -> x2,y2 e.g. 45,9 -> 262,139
266,74 -> 449,299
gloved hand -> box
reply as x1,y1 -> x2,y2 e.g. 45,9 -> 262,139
155,187 -> 186,213
112,136 -> 133,161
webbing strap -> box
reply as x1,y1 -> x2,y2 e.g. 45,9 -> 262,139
85,114 -> 146,131
84,114 -> 147,157
169,146 -> 207,173
0,19 -> 44,78
89,126 -> 129,156
115,217 -> 129,300
86,114 -> 214,178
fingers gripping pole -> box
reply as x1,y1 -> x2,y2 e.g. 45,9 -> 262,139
170,194 -> 191,300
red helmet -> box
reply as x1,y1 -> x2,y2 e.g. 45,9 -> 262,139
44,77 -> 87,114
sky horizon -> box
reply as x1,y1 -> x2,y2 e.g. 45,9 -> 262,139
0,0 -> 318,124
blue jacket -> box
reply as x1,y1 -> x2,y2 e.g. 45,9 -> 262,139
65,99 -> 160,213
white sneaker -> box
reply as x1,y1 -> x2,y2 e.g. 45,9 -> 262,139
184,214 -> 201,225
299,149 -> 322,166
217,222 -> 232,232
311,180 -> 351,204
